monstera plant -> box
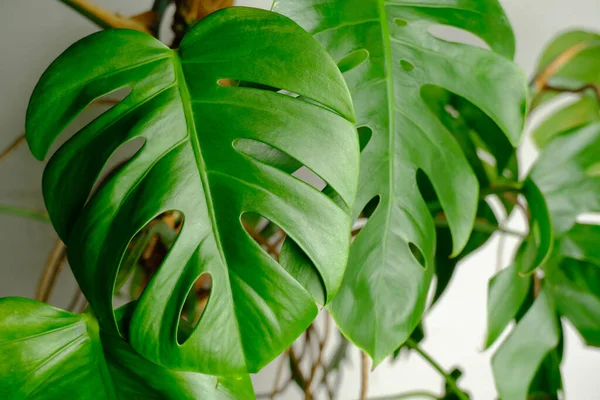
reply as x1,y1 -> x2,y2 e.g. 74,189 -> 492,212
1,0 -> 599,399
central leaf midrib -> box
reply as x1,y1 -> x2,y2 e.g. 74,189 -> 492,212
171,52 -> 247,369
374,0 -> 396,358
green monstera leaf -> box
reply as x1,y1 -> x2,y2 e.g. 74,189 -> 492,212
0,297 -> 254,400
273,0 -> 528,363
25,7 -> 359,375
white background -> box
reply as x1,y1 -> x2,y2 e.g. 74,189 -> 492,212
1,1 -> 599,399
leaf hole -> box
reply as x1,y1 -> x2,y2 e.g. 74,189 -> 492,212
400,60 -> 415,72
428,25 -> 490,50
241,212 -> 284,259
416,168 -> 437,206
233,138 -> 342,202
360,195 -> 381,219
409,242 -> 426,269
113,211 -> 183,310
352,195 -> 381,240
217,78 -> 340,116
420,84 -> 514,174
444,104 -> 460,119
240,212 -> 326,304
91,137 -> 146,199
357,126 -> 373,152
337,49 -> 370,73
177,273 -> 212,345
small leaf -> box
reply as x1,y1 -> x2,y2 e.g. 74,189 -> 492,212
0,297 -> 254,399
531,123 -> 600,235
557,223 -> 600,265
520,179 -> 554,274
532,95 -> 600,148
484,262 -> 531,349
533,30 -> 600,100
547,257 -> 600,347
492,289 -> 560,400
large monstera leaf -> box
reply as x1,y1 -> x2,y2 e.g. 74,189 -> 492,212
273,0 -> 527,363
0,298 -> 254,400
25,7 -> 359,375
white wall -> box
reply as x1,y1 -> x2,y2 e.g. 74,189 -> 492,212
1,1 -> 599,399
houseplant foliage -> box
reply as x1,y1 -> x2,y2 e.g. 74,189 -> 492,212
2,5 -> 359,398
1,0 -> 600,399
273,0 -> 529,366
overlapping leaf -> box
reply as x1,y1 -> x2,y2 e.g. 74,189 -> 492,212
546,224 -> 600,347
530,123 -> 600,235
26,7 -> 359,374
273,0 -> 528,364
491,289 -> 561,400
0,297 -> 254,400
485,261 -> 530,349
531,30 -> 600,147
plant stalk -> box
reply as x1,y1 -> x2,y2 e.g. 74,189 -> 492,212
35,240 -> 67,303
365,391 -> 438,400
406,338 -> 468,400
58,0 -> 152,33
360,351 -> 369,400
0,134 -> 26,163
0,205 -> 50,222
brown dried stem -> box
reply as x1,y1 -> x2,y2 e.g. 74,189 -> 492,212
289,345 -> 312,399
172,0 -> 233,47
307,314 -> 331,393
0,134 -> 26,163
269,349 -> 291,399
59,0 -> 153,34
36,240 -> 67,303
532,41 -> 591,94
543,83 -> 600,102
67,288 -> 84,312
360,351 -> 369,400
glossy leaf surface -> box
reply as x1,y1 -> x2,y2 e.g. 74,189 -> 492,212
26,7 -> 358,374
0,297 -> 254,400
273,0 -> 528,364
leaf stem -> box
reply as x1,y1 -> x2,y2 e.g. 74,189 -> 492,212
58,0 -> 152,33
360,351 -> 370,400
0,205 -> 50,222
481,181 -> 523,196
405,338 -> 468,400
543,83 -> 600,103
36,240 -> 67,303
0,134 -> 26,163
366,391 -> 438,400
